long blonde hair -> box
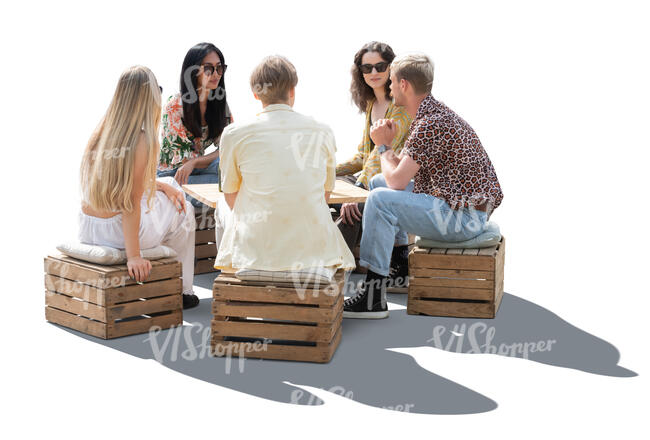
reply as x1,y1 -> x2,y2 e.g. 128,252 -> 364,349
81,66 -> 161,213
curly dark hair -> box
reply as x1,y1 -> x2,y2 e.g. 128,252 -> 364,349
350,41 -> 396,113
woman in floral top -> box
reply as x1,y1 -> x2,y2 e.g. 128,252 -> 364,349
158,42 -> 232,207
333,41 -> 411,256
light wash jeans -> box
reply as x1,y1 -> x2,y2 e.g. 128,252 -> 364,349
157,158 -> 219,208
359,174 -> 488,276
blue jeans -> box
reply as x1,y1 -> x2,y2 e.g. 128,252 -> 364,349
360,174 -> 488,276
157,158 -> 220,208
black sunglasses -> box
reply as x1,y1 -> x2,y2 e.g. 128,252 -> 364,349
202,63 -> 227,76
359,62 -> 389,74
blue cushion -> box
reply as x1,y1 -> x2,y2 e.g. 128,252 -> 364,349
415,222 -> 502,249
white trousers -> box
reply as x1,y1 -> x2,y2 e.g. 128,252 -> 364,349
214,197 -> 232,252
78,177 -> 196,294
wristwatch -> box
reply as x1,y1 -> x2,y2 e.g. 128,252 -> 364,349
377,144 -> 391,155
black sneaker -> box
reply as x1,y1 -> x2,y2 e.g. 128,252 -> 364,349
182,293 -> 200,309
343,270 -> 389,319
387,245 -> 410,293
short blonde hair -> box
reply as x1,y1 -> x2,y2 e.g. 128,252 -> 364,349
391,53 -> 434,95
250,55 -> 298,104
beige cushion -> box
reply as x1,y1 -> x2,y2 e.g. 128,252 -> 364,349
235,267 -> 336,284
56,242 -> 177,265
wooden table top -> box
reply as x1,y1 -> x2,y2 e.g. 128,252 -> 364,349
183,179 -> 369,208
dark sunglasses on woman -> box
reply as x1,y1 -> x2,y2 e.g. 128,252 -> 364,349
202,63 -> 227,76
359,62 -> 389,74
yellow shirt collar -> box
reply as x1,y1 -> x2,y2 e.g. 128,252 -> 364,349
258,103 -> 294,115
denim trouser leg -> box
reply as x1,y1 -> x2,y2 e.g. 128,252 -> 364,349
360,184 -> 488,276
156,168 -> 177,178
157,159 -> 220,208
188,157 -> 220,182
368,174 -> 414,246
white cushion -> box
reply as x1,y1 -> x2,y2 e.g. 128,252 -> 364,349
416,222 -> 502,249
56,242 -> 177,265
235,267 -> 336,284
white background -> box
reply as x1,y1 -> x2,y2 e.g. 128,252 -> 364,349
2,0 -> 648,437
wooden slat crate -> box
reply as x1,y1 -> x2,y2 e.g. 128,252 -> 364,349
44,255 -> 183,339
194,208 -> 218,274
211,271 -> 345,363
407,237 -> 505,318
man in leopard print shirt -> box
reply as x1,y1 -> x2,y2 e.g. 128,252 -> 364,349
344,53 -> 503,319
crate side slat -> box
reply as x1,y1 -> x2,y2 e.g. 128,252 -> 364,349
45,306 -> 108,339
409,251 -> 494,271
212,295 -> 342,323
493,237 -> 506,316
213,276 -> 343,306
106,310 -> 182,339
107,295 -> 182,321
211,319 -> 333,343
210,326 -> 341,363
410,267 -> 494,280
410,277 -> 493,289
407,299 -> 495,319
46,256 -> 181,288
195,243 -> 217,259
195,210 -> 216,230
195,228 -> 216,244
45,256 -> 110,289
45,274 -> 106,306
45,291 -> 107,322
408,285 -> 494,301
45,274 -> 181,306
108,278 -> 182,305
195,258 -> 218,274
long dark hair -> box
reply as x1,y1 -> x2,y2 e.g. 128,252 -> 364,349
180,42 -> 229,141
350,41 -> 395,113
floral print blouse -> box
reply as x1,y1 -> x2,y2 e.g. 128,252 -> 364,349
158,94 -> 231,171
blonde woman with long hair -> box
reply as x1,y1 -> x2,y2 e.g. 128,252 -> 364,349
79,66 -> 199,309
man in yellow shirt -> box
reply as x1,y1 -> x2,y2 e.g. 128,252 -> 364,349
214,56 -> 355,274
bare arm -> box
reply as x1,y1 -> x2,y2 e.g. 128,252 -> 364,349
224,192 -> 238,210
122,136 -> 147,259
380,150 -> 420,190
370,119 -> 420,190
122,134 -> 152,282
190,149 -> 220,169
156,180 -> 186,214
219,126 -> 241,206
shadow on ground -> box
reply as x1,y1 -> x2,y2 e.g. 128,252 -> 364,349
49,272 -> 637,415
